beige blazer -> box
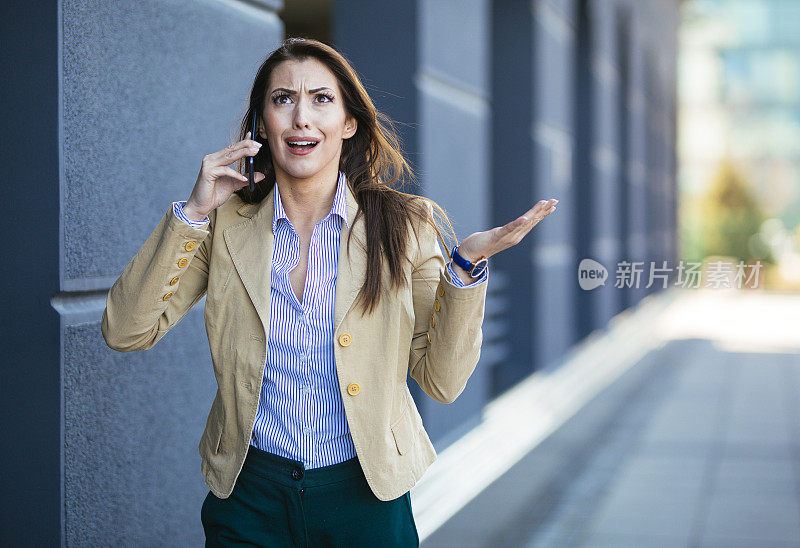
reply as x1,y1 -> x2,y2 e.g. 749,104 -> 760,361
101,183 -> 487,501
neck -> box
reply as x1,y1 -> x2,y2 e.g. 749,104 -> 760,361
274,164 -> 340,231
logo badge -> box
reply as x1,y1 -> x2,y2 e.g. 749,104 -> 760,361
578,258 -> 607,290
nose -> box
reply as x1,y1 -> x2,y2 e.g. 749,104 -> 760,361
292,98 -> 311,130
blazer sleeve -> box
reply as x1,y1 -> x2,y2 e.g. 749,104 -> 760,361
100,203 -> 215,352
407,201 -> 488,404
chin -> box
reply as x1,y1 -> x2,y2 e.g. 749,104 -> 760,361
280,165 -> 323,180
277,157 -> 335,180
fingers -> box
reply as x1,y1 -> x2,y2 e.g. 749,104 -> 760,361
209,166 -> 249,183
522,198 -> 557,220
513,198 -> 557,227
228,170 -> 266,192
488,198 -> 559,255
204,134 -> 263,167
503,198 -> 558,235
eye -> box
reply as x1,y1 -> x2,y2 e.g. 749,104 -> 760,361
271,93 -> 291,105
316,93 -> 334,103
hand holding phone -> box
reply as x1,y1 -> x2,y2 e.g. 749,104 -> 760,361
183,126 -> 264,220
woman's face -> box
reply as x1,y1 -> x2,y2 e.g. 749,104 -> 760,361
261,58 -> 357,181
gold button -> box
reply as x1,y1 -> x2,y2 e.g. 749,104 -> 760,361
184,241 -> 196,252
178,257 -> 189,268
438,286 -> 444,297
430,316 -> 435,328
162,292 -> 173,301
434,299 -> 440,312
169,275 -> 180,285
347,382 -> 360,396
338,333 -> 352,347
426,332 -> 431,343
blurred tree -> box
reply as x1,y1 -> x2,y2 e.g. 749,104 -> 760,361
699,159 -> 774,264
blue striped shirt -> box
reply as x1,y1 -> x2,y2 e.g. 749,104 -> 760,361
172,171 -> 487,467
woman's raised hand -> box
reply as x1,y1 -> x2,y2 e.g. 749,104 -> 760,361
183,131 -> 266,220
456,198 -> 559,262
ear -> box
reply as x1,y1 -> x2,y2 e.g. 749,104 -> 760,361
343,116 -> 357,139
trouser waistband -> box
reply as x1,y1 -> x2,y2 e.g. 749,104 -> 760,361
241,444 -> 362,489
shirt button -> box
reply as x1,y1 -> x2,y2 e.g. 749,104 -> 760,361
438,286 -> 445,297
338,333 -> 352,347
347,382 -> 360,396
302,386 -> 311,395
434,299 -> 440,312
169,275 -> 180,285
162,292 -> 173,301
177,257 -> 189,268
302,426 -> 311,435
184,241 -> 196,252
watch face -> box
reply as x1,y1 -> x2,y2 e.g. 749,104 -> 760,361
470,258 -> 488,277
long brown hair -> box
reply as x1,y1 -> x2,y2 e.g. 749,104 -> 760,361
233,37 -> 458,315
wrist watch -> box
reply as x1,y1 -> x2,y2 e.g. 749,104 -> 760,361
451,245 -> 488,278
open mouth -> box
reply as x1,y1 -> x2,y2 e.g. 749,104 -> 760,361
286,140 -> 319,151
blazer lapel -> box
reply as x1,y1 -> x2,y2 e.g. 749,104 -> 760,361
334,182 -> 368,334
223,188 -> 275,340
221,179 -> 368,342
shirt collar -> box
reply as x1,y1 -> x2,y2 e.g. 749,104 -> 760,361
273,170 -> 350,233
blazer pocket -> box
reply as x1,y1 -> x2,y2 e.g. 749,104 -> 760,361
212,417 -> 223,454
390,405 -> 413,456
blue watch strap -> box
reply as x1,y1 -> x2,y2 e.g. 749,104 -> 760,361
451,245 -> 488,277
451,245 -> 471,272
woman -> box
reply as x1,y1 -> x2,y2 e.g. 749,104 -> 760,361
101,37 -> 557,546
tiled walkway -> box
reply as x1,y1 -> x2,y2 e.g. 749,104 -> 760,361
422,290 -> 800,547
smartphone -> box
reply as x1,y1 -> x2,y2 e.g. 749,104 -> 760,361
248,111 -> 258,191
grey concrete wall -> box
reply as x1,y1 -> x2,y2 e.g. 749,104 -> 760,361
491,0 -> 539,393
55,0 -> 282,544
531,0 -> 582,370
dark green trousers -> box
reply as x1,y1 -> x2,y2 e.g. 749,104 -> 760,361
201,445 -> 419,547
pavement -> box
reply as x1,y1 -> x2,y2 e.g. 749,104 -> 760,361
419,288 -> 800,547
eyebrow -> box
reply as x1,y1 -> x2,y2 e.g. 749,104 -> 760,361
270,87 -> 333,95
